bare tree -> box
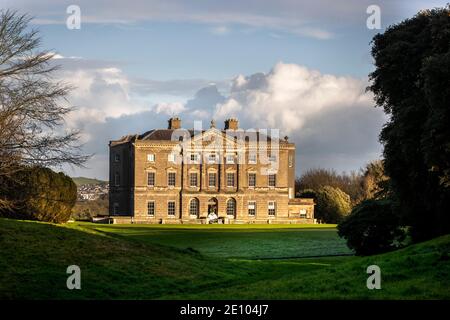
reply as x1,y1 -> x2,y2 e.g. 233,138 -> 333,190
0,10 -> 89,209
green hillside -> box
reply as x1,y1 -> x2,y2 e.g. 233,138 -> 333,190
0,218 -> 449,299
71,177 -> 107,186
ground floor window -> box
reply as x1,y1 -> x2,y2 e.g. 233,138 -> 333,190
189,198 -> 199,216
147,201 -> 155,216
226,198 -> 236,216
168,201 -> 176,216
268,201 -> 276,216
248,201 -> 256,216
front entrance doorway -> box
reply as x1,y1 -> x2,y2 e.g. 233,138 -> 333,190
208,197 -> 218,215
207,197 -> 218,223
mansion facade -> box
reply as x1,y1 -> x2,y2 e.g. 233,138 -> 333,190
108,117 -> 315,224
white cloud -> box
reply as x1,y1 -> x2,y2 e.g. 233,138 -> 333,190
215,62 -> 372,133
56,66 -> 148,129
152,102 -> 186,115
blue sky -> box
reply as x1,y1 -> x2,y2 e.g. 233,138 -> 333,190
3,0 -> 448,180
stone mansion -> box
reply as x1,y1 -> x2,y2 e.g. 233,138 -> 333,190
108,117 -> 315,224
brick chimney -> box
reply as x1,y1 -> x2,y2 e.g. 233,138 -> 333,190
168,117 -> 181,129
224,118 -> 239,130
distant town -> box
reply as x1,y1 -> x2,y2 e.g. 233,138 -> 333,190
72,177 -> 108,201
77,183 -> 109,201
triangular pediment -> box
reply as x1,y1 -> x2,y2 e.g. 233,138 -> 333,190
188,128 -> 238,148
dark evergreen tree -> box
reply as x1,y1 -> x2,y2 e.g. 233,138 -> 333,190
369,6 -> 450,241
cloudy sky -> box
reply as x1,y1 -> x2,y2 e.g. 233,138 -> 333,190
3,0 -> 447,180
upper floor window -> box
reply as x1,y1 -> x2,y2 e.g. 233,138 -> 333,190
147,172 -> 155,187
114,172 -> 120,186
167,201 -> 176,216
208,153 -> 217,164
268,201 -> 276,216
168,172 -> 176,187
288,154 -> 293,168
226,154 -> 235,164
147,201 -> 155,216
268,154 -> 277,162
208,173 -> 216,187
189,172 -> 198,187
248,153 -> 257,164
168,153 -> 176,163
248,173 -> 256,187
147,154 -> 155,162
114,153 -> 120,162
248,201 -> 256,216
226,172 -> 235,187
268,174 -> 276,187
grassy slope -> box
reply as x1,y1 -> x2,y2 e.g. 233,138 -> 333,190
71,177 -> 107,186
80,223 -> 351,259
0,218 -> 449,299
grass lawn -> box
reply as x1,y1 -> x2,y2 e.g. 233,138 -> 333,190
0,218 -> 449,299
78,223 -> 352,259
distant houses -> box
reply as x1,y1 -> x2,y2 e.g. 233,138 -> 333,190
77,183 -> 109,201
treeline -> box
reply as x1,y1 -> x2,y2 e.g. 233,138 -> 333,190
295,160 -> 387,224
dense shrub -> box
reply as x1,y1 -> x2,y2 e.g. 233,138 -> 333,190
300,186 -> 351,224
0,166 -> 77,223
338,199 -> 405,256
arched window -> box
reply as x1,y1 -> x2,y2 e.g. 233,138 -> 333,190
226,198 -> 236,217
189,198 -> 199,216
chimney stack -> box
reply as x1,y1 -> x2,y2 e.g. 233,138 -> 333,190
168,117 -> 181,129
224,118 -> 239,130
